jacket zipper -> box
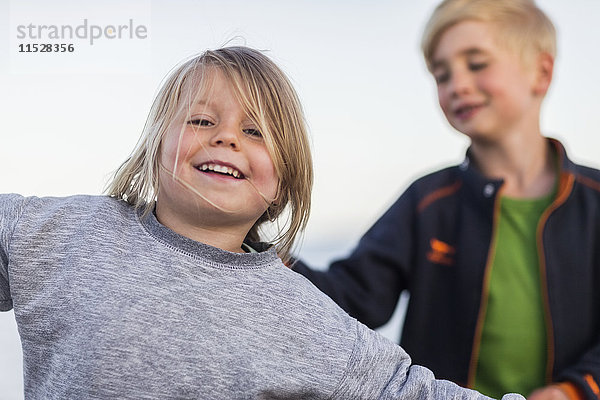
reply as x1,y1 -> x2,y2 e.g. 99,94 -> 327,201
466,186 -> 503,387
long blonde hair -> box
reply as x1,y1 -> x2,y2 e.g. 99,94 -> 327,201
106,47 -> 313,263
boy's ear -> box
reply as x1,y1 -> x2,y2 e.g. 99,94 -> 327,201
532,52 -> 554,97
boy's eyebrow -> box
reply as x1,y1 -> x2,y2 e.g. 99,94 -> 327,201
462,47 -> 487,56
431,47 -> 488,70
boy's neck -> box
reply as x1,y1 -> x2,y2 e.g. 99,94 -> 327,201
469,132 -> 556,199
155,204 -> 251,253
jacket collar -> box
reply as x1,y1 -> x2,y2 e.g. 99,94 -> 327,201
458,137 -> 576,201
549,138 -> 577,201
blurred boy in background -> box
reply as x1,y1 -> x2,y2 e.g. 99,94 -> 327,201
294,1 -> 600,398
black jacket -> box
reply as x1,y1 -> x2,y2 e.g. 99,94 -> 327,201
294,139 -> 600,399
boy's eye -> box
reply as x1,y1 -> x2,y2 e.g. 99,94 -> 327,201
243,128 -> 262,138
188,118 -> 213,126
434,72 -> 450,85
469,62 -> 487,71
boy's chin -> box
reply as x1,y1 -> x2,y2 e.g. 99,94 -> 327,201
447,122 -> 495,143
462,132 -> 506,146
199,202 -> 268,227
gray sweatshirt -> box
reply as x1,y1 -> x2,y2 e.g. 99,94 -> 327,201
0,194 -> 523,399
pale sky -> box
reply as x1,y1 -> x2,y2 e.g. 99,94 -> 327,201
1,0 -> 599,396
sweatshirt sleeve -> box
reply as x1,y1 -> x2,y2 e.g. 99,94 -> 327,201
0,194 -> 26,311
331,322 -> 524,400
293,187 -> 418,329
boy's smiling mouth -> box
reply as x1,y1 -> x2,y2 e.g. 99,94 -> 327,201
453,102 -> 485,120
195,162 -> 245,179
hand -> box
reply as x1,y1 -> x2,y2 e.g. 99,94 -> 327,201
527,386 -> 569,400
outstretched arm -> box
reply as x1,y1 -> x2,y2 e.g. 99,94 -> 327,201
293,191 -> 417,329
550,344 -> 600,400
0,194 -> 26,312
334,321 -> 524,400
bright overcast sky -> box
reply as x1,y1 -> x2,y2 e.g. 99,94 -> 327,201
1,0 -> 599,396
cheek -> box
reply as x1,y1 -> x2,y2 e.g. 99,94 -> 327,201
161,129 -> 195,170
255,153 -> 279,198
479,77 -> 511,107
437,87 -> 451,113
158,145 -> 178,175
262,162 -> 279,195
160,130 -> 178,165
475,68 -> 507,96
157,166 -> 179,203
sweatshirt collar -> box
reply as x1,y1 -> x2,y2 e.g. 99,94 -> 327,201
138,208 -> 279,270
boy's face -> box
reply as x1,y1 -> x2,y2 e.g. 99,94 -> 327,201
156,68 -> 279,236
431,20 -> 541,142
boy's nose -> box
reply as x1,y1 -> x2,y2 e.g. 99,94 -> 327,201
448,70 -> 473,97
209,125 -> 240,149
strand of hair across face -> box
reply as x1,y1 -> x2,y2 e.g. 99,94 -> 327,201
184,111 -> 277,208
158,161 -> 276,215
163,80 -> 277,215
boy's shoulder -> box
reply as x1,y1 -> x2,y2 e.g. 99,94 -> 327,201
573,162 -> 600,178
3,194 -> 136,227
412,164 -> 462,185
18,194 -> 129,213
406,164 -> 464,199
572,162 -> 600,194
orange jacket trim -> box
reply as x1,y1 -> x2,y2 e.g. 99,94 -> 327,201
576,174 -> 600,193
584,374 -> 600,398
555,382 -> 585,400
417,180 -> 462,213
536,171 -> 575,383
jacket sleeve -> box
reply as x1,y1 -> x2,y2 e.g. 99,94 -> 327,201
0,194 -> 26,312
331,322 -> 524,400
556,343 -> 600,399
553,171 -> 600,400
293,187 -> 417,329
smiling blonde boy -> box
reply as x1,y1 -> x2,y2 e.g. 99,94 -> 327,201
294,1 -> 600,399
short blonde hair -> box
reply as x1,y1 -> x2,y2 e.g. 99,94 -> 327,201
421,0 -> 556,69
106,47 -> 313,263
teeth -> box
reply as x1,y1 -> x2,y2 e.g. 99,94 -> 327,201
198,163 -> 241,178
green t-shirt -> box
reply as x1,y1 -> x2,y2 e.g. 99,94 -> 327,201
473,192 -> 554,398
